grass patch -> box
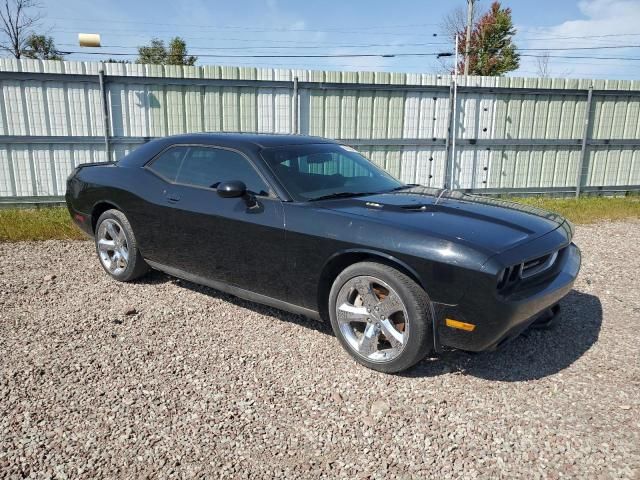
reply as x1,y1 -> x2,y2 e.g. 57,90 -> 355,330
508,196 -> 640,225
0,196 -> 639,241
0,206 -> 86,242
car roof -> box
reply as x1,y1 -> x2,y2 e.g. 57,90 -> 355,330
117,133 -> 338,168
162,132 -> 336,148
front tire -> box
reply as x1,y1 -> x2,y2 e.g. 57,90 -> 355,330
328,261 -> 433,373
95,209 -> 149,282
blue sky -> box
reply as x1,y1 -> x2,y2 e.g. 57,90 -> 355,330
37,0 -> 640,80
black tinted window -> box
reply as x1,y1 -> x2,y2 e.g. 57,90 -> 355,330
148,146 -> 188,181
261,144 -> 403,201
176,147 -> 268,194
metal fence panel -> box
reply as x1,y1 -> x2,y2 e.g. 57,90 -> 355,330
1,58 -> 640,202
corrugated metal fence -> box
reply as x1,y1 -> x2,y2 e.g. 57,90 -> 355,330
1,58 -> 640,203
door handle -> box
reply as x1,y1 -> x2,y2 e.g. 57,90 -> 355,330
166,192 -> 181,203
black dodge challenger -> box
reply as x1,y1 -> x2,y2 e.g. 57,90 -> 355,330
66,133 -> 581,373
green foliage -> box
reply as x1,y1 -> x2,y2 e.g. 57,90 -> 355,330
457,1 -> 519,76
509,196 -> 640,224
22,34 -> 63,60
137,37 -> 197,66
1,197 -> 638,242
137,38 -> 166,65
104,58 -> 131,64
167,37 -> 197,66
0,207 -> 85,241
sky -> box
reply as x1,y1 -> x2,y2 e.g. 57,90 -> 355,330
31,0 -> 640,80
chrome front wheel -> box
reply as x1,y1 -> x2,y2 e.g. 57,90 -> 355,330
335,275 -> 409,363
96,218 -> 129,276
329,261 -> 433,373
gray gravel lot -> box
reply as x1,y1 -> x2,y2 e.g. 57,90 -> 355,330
1,220 -> 639,479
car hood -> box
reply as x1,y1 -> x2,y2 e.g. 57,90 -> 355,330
316,186 -> 566,256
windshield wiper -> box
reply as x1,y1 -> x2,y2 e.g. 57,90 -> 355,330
308,185 -> 415,202
308,191 -> 376,202
386,184 -> 415,192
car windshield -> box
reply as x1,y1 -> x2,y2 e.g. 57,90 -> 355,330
260,143 -> 406,202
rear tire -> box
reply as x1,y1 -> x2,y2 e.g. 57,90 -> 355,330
95,209 -> 149,282
328,261 -> 433,373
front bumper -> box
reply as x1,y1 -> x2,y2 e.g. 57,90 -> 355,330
437,242 -> 581,352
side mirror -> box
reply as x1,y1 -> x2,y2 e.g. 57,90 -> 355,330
217,180 -> 246,198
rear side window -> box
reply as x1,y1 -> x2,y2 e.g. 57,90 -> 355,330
147,146 -> 188,181
176,146 -> 269,195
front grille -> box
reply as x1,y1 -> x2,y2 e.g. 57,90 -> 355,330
497,264 -> 522,290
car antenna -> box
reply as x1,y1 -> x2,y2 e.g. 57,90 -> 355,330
435,188 -> 448,205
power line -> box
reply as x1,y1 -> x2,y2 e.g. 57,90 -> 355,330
59,41 -> 640,55
59,50 -> 412,58
58,33 -> 442,47
48,17 -> 441,31
49,26 -> 435,37
60,49 -> 640,62
59,41 -> 450,51
516,44 -> 640,52
518,32 -> 640,41
519,53 -> 640,61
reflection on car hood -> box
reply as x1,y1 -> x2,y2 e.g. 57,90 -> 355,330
316,186 -> 567,254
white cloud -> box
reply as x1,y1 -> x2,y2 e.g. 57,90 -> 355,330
515,0 -> 640,79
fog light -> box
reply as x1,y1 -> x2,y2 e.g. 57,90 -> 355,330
445,318 -> 476,332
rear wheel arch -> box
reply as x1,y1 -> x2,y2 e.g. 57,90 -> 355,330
91,201 -> 122,233
317,249 -> 426,321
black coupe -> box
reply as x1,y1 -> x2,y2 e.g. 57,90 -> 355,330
66,133 -> 581,373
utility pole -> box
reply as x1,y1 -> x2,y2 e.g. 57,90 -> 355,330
450,34 -> 459,190
464,0 -> 475,78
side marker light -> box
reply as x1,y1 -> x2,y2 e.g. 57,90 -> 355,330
445,318 -> 476,332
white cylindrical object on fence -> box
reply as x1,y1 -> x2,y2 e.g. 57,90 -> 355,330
78,33 -> 101,48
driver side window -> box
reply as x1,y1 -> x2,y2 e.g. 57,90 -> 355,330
149,145 -> 270,195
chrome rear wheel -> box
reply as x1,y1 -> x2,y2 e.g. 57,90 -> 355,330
335,275 -> 409,363
96,218 -> 129,276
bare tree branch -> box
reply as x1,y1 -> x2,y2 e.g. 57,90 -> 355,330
440,5 -> 472,41
439,2 -> 484,74
536,51 -> 551,78
0,0 -> 42,58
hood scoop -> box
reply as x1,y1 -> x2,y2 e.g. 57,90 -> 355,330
400,204 -> 437,212
362,200 -> 438,212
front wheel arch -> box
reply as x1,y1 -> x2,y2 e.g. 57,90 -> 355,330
317,249 -> 427,320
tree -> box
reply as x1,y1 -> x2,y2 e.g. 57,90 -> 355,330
104,58 -> 131,64
450,1 -> 519,76
137,38 -> 166,65
166,37 -> 196,66
0,0 -> 42,58
137,37 -> 197,66
438,3 -> 482,73
536,51 -> 551,78
440,4 -> 481,44
22,33 -> 63,60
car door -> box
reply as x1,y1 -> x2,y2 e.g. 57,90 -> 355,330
147,144 -> 287,300
129,145 -> 190,267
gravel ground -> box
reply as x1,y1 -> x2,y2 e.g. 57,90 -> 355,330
1,220 -> 639,479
